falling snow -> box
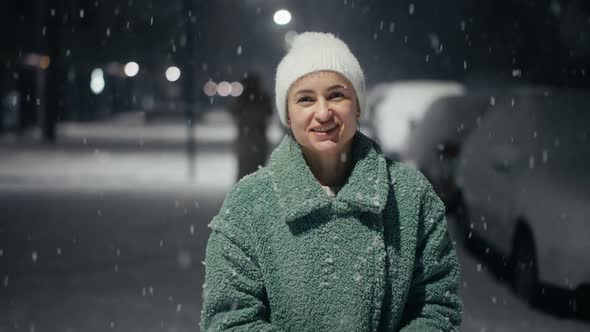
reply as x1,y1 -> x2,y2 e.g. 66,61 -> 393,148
1,4 -> 588,331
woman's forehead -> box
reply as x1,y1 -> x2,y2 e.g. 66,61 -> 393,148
290,70 -> 352,93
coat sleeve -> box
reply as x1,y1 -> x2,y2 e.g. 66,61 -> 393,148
200,216 -> 281,332
399,183 -> 463,332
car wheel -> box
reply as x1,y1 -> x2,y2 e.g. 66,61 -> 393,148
574,285 -> 590,317
511,229 -> 539,305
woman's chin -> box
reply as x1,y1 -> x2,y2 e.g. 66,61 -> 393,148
308,139 -> 345,155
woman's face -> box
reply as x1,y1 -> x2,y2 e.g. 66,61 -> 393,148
287,71 -> 359,157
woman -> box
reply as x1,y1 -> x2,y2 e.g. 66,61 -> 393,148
200,32 -> 463,331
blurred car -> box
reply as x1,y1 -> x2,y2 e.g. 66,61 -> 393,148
402,93 -> 491,210
455,87 -> 590,307
363,80 -> 465,158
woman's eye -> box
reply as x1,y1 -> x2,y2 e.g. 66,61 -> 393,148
329,92 -> 345,99
297,97 -> 313,103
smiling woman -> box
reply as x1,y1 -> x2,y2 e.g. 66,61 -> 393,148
200,32 -> 463,331
287,71 -> 359,186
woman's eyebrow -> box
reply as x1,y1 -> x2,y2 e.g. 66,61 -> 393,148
293,85 -> 348,96
293,89 -> 314,96
326,84 -> 348,91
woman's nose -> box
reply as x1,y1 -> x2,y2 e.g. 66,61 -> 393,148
314,98 -> 332,122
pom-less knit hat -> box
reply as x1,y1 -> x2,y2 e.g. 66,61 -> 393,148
275,32 -> 366,127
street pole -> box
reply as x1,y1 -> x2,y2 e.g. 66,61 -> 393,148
43,0 -> 63,143
0,65 -> 4,135
182,0 -> 197,180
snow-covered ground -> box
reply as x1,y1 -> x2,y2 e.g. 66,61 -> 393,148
0,111 -> 283,191
0,113 -> 588,331
449,218 -> 589,331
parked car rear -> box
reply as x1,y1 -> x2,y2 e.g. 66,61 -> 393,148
455,87 -> 590,308
364,80 -> 465,158
402,93 -> 491,210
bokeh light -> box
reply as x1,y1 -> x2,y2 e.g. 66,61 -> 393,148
203,81 -> 217,97
217,81 -> 232,97
39,56 -> 50,70
165,66 -> 181,82
230,82 -> 244,97
124,61 -> 139,77
90,68 -> 105,94
273,9 -> 292,25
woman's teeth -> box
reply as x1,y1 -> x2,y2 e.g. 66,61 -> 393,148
313,124 -> 337,132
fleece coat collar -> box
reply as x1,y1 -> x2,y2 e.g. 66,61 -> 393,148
268,132 -> 390,223
201,132 -> 464,332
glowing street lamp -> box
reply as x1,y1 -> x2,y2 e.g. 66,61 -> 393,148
273,9 -> 291,25
90,68 -> 105,94
124,61 -> 139,77
203,81 -> 217,97
165,66 -> 181,82
217,81 -> 232,97
230,82 -> 244,97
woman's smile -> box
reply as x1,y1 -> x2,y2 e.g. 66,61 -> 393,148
287,70 -> 358,156
310,122 -> 339,137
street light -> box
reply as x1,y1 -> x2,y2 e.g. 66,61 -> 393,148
230,82 -> 244,97
273,9 -> 291,25
203,81 -> 217,97
124,61 -> 139,77
90,68 -> 105,94
165,66 -> 181,82
217,81 -> 232,97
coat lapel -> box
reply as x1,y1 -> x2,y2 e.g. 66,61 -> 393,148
269,132 -> 390,224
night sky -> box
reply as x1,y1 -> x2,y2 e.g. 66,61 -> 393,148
1,0 -> 589,91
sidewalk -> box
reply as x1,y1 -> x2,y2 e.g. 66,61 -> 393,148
0,111 -> 283,191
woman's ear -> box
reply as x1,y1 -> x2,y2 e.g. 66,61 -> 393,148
286,103 -> 294,127
285,102 -> 291,127
355,100 -> 361,118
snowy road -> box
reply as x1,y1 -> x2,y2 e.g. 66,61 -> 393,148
0,114 -> 588,331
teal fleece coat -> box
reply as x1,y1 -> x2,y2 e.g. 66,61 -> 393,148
200,133 -> 463,331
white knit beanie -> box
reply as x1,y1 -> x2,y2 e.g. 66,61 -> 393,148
275,32 -> 366,127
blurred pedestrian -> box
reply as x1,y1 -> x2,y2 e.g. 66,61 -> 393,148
201,32 -> 462,331
229,73 -> 272,182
